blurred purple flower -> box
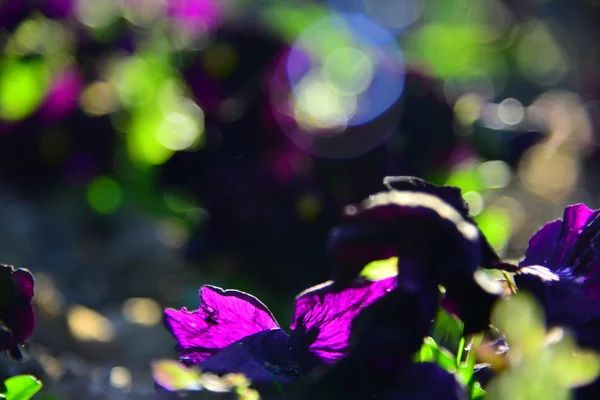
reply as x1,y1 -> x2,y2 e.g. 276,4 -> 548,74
39,67 -> 83,122
515,204 -> 600,350
328,176 -> 505,333
0,264 -> 35,360
168,0 -> 223,33
163,277 -> 395,385
40,0 -> 74,18
0,0 -> 27,30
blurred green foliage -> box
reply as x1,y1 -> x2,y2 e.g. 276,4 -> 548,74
487,293 -> 600,399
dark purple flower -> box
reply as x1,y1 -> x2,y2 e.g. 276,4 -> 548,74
0,264 -> 35,359
292,289 -> 465,399
295,360 -> 466,400
514,204 -> 600,350
163,277 -> 395,386
39,0 -> 74,18
38,67 -> 83,122
328,176 -> 505,333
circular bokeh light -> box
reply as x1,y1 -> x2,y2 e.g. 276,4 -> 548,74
286,13 -> 405,128
327,0 -> 424,34
269,12 -> 406,159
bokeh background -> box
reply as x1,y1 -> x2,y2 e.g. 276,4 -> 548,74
1,0 -> 600,398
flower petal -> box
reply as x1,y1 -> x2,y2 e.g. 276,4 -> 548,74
383,176 -> 501,267
164,286 -> 279,364
328,177 -> 505,333
521,204 -> 596,271
6,302 -> 35,347
200,329 -> 299,387
515,270 -> 600,350
516,204 -> 600,350
0,265 -> 35,354
384,363 -> 467,400
12,269 -> 34,300
443,270 -> 504,333
329,186 -> 483,287
289,277 -> 396,365
293,360 -> 466,400
292,286 -> 462,399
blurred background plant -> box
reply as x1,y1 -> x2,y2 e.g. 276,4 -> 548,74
2,0 -> 600,398
486,293 -> 600,399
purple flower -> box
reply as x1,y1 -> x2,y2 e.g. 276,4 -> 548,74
40,0 -> 74,18
167,0 -> 223,33
293,289 -> 466,399
296,360 -> 466,400
38,67 -> 83,122
328,176 -> 505,333
515,204 -> 600,350
0,264 -> 35,359
163,277 -> 395,386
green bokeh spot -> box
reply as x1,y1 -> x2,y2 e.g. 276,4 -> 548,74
475,207 -> 512,251
360,257 -> 397,280
407,23 -> 505,78
261,4 -> 328,42
445,165 -> 483,194
0,58 -> 50,121
87,176 -> 123,214
151,360 -> 202,392
163,191 -> 196,213
128,108 -> 174,165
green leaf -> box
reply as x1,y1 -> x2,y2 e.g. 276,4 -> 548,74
416,337 -> 458,373
435,347 -> 458,373
1,375 -> 42,400
457,334 -> 483,387
431,308 -> 464,355
416,337 -> 438,362
151,360 -> 202,391
458,364 -> 473,387
470,382 -> 486,399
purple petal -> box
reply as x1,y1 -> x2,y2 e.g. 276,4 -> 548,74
167,0 -> 223,32
383,176 -> 502,267
521,204 -> 595,270
442,270 -> 504,334
39,67 -> 83,122
164,286 -> 278,364
384,363 -> 467,400
329,182 -> 484,287
200,329 -> 299,387
517,204 -> 600,345
290,277 -> 396,364
515,271 -> 600,347
0,265 -> 35,353
12,269 -> 34,299
516,204 -> 600,350
296,358 -> 465,399
6,302 -> 35,346
520,221 -> 562,267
